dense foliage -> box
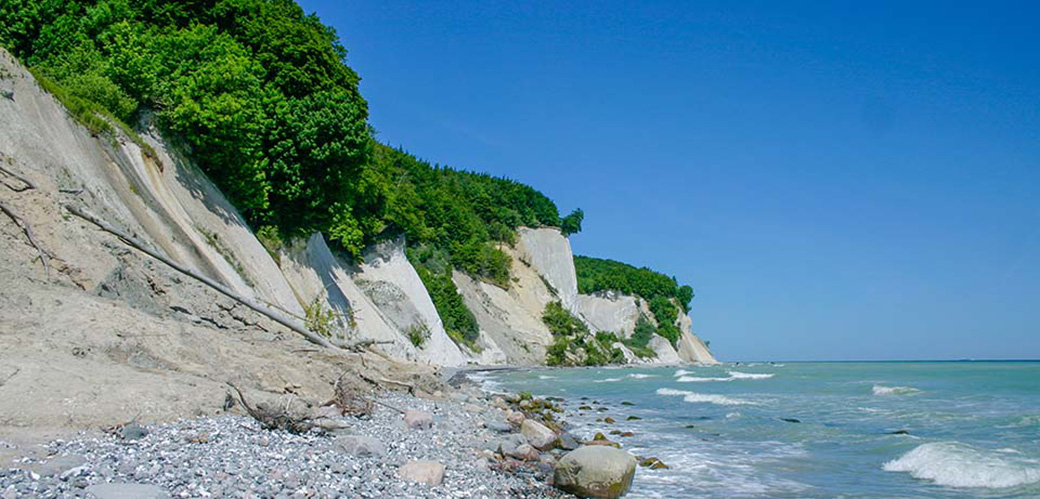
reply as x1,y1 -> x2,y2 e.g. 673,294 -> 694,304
574,255 -> 694,311
2,0 -> 371,249
623,316 -> 659,359
574,255 -> 694,348
369,143 -> 577,286
542,302 -> 623,366
407,246 -> 480,350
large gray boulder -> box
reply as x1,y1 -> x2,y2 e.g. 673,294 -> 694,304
554,446 -> 637,498
521,419 -> 557,450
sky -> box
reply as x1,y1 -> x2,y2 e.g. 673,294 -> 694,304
298,0 -> 1040,361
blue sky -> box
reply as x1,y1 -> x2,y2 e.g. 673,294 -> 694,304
299,1 -> 1039,361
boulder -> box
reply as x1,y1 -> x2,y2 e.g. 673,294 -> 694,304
554,446 -> 637,499
505,443 -> 539,461
520,419 -> 557,450
85,483 -> 170,499
639,457 -> 670,470
314,405 -> 343,419
484,420 -> 513,433
488,433 -> 529,455
506,410 -> 525,426
398,460 -> 445,486
120,423 -> 149,441
403,409 -> 433,429
332,435 -> 386,458
556,432 -> 581,451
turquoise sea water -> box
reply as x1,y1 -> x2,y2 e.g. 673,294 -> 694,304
481,362 -> 1040,498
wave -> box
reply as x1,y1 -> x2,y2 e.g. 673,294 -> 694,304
884,442 -> 1040,489
676,376 -> 732,383
674,369 -> 693,377
593,377 -> 622,383
537,375 -> 557,380
728,371 -> 775,380
872,385 -> 921,396
655,388 -> 753,405
629,373 -> 657,379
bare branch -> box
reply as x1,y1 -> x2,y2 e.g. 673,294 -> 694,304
0,201 -> 49,278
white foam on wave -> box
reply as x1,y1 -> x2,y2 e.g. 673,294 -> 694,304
872,385 -> 921,396
676,375 -> 732,383
655,387 -> 753,406
884,442 -> 1040,489
594,377 -> 622,383
629,373 -> 657,379
728,370 -> 775,380
673,369 -> 693,377
537,375 -> 557,380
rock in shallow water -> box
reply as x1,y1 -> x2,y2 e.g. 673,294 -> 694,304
554,446 -> 636,499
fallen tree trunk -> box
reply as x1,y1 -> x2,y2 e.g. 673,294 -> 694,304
65,204 -> 334,349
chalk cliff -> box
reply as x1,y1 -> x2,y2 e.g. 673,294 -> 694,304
0,48 -> 716,371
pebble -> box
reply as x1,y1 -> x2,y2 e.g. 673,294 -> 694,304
0,393 -> 560,498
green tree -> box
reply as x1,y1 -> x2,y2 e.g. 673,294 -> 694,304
560,208 -> 584,236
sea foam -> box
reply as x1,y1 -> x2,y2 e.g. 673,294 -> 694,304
884,442 -> 1040,489
872,385 -> 920,396
676,376 -> 732,382
629,373 -> 657,379
728,371 -> 775,380
655,388 -> 753,405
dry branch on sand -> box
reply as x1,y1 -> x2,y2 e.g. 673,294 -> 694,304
227,383 -> 315,434
328,373 -> 374,418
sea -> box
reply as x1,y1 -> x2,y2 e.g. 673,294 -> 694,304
477,361 -> 1040,498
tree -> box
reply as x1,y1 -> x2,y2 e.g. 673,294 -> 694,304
560,208 -> 584,236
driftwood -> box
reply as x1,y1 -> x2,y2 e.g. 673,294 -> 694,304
327,372 -> 374,417
0,165 -> 35,192
340,338 -> 394,352
227,383 -> 314,434
65,204 -> 334,349
0,201 -> 49,277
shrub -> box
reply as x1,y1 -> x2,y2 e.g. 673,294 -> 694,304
304,293 -> 342,338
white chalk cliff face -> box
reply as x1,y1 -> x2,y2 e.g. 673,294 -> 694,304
576,292 -> 640,338
676,313 -> 719,365
516,227 -> 581,314
0,49 -> 716,367
354,238 -> 466,366
0,49 -> 300,316
452,244 -> 556,366
0,50 -> 467,366
457,226 -> 719,365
